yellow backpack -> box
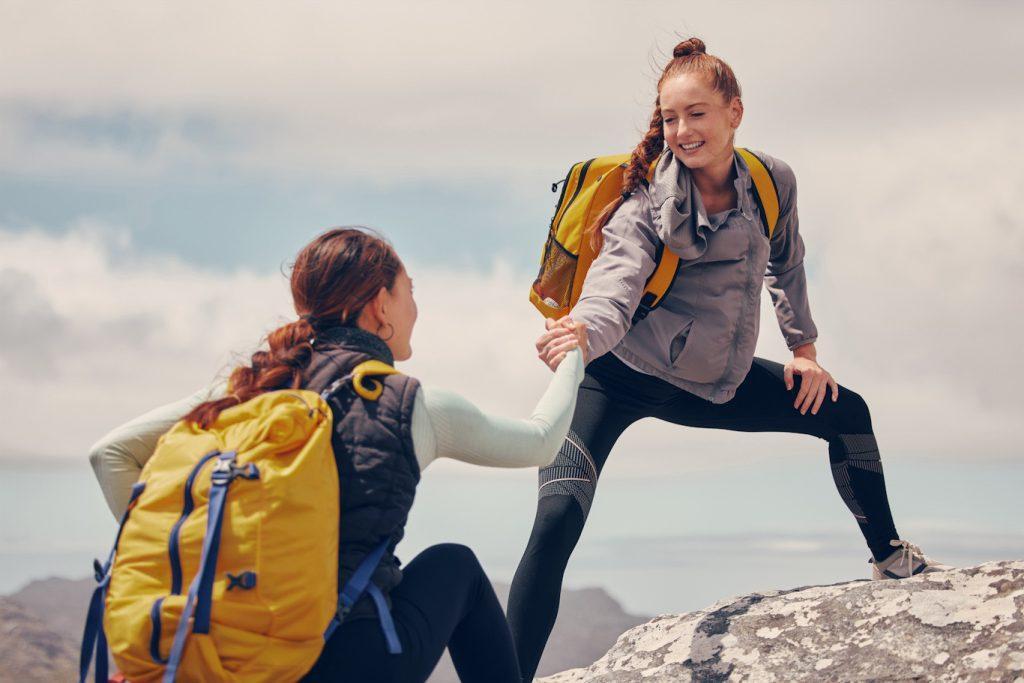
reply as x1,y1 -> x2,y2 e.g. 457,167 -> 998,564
529,148 -> 781,324
80,361 -> 400,683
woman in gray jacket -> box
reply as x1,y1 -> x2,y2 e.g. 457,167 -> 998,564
508,37 -> 948,681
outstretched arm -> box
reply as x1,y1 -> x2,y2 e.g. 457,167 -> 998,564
88,382 -> 225,518
567,189 -> 659,363
412,348 -> 585,471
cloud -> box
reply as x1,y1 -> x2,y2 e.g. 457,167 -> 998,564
0,1 -> 1020,463
2,2 -> 1021,182
1,211 -> 1019,463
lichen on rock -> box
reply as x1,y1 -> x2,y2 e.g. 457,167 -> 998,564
541,561 -> 1024,682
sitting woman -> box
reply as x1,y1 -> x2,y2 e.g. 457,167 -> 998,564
89,226 -> 586,683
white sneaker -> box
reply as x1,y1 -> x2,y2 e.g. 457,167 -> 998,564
870,539 -> 953,580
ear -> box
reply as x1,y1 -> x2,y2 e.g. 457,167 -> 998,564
356,286 -> 390,331
730,97 -> 744,129
369,286 -> 390,323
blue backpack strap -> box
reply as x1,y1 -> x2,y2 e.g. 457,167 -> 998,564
79,481 -> 146,683
365,584 -> 402,654
162,451 -> 248,683
323,539 -> 402,653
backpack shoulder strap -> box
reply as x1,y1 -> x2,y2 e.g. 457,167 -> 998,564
736,148 -> 781,239
634,155 -> 678,324
634,243 -> 680,325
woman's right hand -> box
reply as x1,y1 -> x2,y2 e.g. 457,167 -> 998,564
536,316 -> 588,371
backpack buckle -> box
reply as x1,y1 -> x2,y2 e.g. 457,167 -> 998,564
212,459 -> 260,484
226,571 -> 257,591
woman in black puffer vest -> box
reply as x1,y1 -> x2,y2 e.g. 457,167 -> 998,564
93,227 -> 587,682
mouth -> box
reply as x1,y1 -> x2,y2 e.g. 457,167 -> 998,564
679,141 -> 705,153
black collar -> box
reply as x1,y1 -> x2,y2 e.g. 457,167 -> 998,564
314,325 -> 395,366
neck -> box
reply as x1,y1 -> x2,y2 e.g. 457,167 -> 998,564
690,149 -> 736,197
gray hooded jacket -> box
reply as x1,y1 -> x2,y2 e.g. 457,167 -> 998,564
571,148 -> 817,404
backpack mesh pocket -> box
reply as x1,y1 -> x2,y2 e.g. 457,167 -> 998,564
532,237 -> 578,311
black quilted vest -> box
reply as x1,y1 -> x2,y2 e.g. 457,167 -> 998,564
301,325 -> 420,619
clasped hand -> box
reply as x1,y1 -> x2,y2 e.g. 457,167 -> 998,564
535,316 -> 588,372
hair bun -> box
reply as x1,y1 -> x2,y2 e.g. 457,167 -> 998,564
673,37 -> 707,58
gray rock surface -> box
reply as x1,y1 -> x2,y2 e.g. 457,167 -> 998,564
542,561 -> 1024,682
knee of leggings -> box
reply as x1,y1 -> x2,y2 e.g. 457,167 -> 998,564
425,542 -> 481,571
528,495 -> 586,554
829,387 -> 872,436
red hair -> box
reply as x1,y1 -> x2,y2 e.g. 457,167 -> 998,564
183,227 -> 403,428
586,37 -> 742,251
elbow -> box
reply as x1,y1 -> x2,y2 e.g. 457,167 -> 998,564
87,440 -> 107,477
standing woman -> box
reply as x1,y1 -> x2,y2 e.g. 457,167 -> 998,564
90,228 -> 587,682
508,38 -> 948,680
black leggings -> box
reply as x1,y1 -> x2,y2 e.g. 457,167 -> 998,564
507,353 -> 900,681
305,543 -> 520,683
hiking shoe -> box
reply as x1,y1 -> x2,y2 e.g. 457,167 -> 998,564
870,539 -> 953,580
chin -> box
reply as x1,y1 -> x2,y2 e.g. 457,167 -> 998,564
673,149 -> 709,169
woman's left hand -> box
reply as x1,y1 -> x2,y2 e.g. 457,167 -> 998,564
784,351 -> 839,416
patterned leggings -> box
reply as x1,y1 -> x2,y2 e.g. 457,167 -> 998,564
507,352 -> 900,681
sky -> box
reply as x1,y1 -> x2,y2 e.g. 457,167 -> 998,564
0,0 -> 1022,610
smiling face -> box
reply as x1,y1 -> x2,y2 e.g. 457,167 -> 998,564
659,72 -> 743,171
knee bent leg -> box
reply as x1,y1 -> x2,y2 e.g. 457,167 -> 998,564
423,543 -> 481,572
538,429 -> 598,519
829,388 -> 872,435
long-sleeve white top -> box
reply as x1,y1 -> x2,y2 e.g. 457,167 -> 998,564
89,349 -> 584,518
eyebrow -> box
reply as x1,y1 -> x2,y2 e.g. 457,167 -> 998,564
661,102 -> 710,114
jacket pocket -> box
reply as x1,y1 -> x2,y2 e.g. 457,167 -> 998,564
668,319 -> 695,365
669,320 -> 730,384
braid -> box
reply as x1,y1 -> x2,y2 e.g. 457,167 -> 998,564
184,318 -> 316,428
586,101 -> 665,252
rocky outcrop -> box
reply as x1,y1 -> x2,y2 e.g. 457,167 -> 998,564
8,575 -> 95,643
542,561 -> 1024,682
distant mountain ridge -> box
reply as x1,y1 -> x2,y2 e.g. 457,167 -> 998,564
0,595 -> 79,681
0,575 -> 647,682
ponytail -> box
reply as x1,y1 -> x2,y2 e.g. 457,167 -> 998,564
183,227 -> 402,428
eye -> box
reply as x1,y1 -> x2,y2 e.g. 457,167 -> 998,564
663,117 -> 677,124
691,112 -> 704,118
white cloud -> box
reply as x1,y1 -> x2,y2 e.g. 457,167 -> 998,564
0,0 -> 1020,464
1,207 -> 1019,464
2,1 -> 1021,181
